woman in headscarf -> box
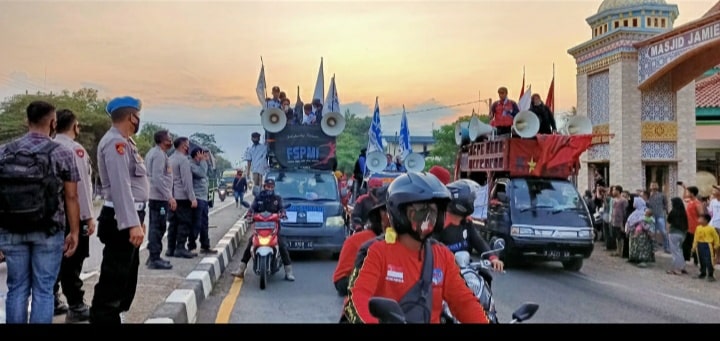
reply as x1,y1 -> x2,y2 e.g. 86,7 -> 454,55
625,196 -> 654,267
666,197 -> 689,275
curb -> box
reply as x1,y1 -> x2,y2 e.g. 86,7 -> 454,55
144,218 -> 248,324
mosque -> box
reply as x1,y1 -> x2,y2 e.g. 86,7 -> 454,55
568,0 -> 720,198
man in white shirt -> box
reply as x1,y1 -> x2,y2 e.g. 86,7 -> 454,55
266,86 -> 282,109
301,103 -> 316,125
244,132 -> 268,189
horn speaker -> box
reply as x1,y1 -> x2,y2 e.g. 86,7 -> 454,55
455,123 -> 471,146
366,151 -> 387,173
404,153 -> 426,173
261,108 -> 287,133
512,110 -> 540,138
563,116 -> 593,135
321,111 -> 346,136
468,115 -> 493,141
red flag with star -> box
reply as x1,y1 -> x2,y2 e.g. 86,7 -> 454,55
533,134 -> 593,176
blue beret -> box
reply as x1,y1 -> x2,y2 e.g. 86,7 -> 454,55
106,96 -> 142,115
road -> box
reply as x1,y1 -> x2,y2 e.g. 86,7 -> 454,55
0,195 -> 244,324
198,238 -> 720,323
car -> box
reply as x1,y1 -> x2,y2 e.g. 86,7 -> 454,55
263,168 -> 349,257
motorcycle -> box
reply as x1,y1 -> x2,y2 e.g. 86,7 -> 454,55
242,201 -> 291,290
440,239 -> 513,324
369,296 -> 538,324
218,188 -> 227,202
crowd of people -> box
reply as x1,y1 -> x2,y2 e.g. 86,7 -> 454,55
586,171 -> 720,281
489,86 -> 557,136
0,98 -> 218,324
263,85 -> 325,126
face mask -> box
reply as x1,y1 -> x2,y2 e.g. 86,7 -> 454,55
533,100 -> 541,106
49,120 -> 56,138
131,115 -> 140,134
263,189 -> 274,196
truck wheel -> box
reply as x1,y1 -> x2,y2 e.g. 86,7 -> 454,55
562,258 -> 583,272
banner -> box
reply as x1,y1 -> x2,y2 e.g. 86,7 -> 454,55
267,124 -> 336,170
506,139 -> 576,179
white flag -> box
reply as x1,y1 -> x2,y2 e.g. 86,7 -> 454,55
313,58 -> 324,106
518,85 -> 532,111
256,64 -> 267,109
323,75 -> 340,114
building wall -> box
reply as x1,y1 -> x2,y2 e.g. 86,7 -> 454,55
610,59 -> 644,192
677,81 -> 698,190
577,72 -> 590,192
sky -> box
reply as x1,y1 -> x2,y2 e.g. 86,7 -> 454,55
0,0 -> 715,165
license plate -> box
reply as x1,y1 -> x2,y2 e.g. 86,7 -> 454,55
288,240 -> 313,250
545,250 -> 570,259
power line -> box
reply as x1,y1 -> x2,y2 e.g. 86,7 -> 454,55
147,98 -> 489,127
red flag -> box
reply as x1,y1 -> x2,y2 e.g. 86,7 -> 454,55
546,77 -> 555,113
532,134 -> 593,176
519,67 -> 526,99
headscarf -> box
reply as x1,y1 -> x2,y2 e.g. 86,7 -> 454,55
625,196 -> 647,232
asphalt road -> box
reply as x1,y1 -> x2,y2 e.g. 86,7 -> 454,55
0,194 -> 242,324
198,240 -> 720,324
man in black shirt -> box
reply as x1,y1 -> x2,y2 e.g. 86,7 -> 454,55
529,94 -> 557,135
433,180 -> 504,272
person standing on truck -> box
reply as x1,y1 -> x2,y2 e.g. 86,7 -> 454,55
489,86 -> 519,136
232,170 -> 247,207
435,180 -> 504,272
529,94 -> 556,135
244,132 -> 268,190
353,148 -> 367,195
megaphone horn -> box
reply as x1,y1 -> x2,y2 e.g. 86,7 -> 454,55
468,115 -> 493,141
404,153 -> 426,173
455,123 -> 471,146
512,110 -> 540,138
565,116 -> 593,135
366,151 -> 387,173
261,108 -> 287,133
321,111 -> 346,136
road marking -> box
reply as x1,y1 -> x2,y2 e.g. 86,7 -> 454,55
568,273 -> 720,311
215,277 -> 244,323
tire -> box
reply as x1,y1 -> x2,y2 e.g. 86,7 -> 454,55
331,252 -> 341,260
258,255 -> 268,290
220,196 -> 225,202
562,258 -> 583,272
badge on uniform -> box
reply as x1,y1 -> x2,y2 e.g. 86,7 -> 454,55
115,142 -> 126,155
75,148 -> 85,158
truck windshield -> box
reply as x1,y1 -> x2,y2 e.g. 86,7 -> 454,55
269,172 -> 338,201
512,178 -> 584,212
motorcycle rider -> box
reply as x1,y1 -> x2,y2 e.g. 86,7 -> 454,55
350,178 -> 384,232
435,179 -> 504,272
343,172 -> 489,324
333,184 -> 390,296
231,178 -> 295,281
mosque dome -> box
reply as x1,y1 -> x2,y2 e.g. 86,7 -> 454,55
597,0 -> 668,13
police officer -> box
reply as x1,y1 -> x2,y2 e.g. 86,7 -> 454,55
52,109 -> 96,323
90,96 -> 149,324
144,130 -> 175,270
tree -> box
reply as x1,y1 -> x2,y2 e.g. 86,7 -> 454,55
190,132 -> 224,155
335,109 -> 371,174
425,114 -> 491,175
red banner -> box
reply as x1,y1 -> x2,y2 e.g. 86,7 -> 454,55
506,136 -> 591,179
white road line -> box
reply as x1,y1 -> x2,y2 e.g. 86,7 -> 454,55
568,273 -> 720,311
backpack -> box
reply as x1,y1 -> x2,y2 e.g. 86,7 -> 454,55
0,140 -> 62,233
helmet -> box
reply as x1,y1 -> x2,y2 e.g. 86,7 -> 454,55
367,185 -> 389,235
386,172 -> 451,239
446,179 -> 481,217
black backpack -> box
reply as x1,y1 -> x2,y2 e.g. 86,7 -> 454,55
0,140 -> 62,233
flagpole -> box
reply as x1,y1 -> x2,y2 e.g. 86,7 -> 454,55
332,73 -> 336,112
552,62 -> 556,110
261,56 -> 267,109
321,57 -> 324,103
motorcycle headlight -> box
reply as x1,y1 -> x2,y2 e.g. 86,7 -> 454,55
325,216 -> 345,228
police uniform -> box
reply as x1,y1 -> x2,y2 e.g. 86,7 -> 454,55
53,133 -> 93,311
90,96 -> 149,324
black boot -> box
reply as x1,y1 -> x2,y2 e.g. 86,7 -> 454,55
66,303 -> 90,323
54,296 -> 68,316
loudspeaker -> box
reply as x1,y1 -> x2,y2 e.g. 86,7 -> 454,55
261,108 -> 287,133
321,111 -> 346,136
366,151 -> 387,173
512,110 -> 540,138
455,123 -> 470,146
468,115 -> 493,141
562,116 -> 593,135
404,153 -> 426,172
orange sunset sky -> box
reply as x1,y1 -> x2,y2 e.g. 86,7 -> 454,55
0,0 -> 715,164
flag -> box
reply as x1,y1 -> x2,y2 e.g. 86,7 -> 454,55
365,97 -> 384,174
294,85 -> 303,118
323,74 -> 340,114
518,84 -> 532,111
398,105 -> 411,160
533,134 -> 593,176
519,66 -> 526,100
546,65 -> 555,113
313,57 -> 324,105
256,62 -> 267,109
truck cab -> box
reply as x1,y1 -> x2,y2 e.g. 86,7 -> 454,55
456,136 -> 595,271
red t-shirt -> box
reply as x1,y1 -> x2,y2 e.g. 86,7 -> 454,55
333,230 -> 377,283
686,198 -> 702,234
344,240 -> 489,324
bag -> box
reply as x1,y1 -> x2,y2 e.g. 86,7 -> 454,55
0,141 -> 62,233
396,239 -> 435,323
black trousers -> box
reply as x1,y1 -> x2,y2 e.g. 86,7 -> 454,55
495,126 -> 512,136
89,207 -> 145,324
240,235 -> 291,265
697,242 -> 714,277
682,231 -> 699,265
147,200 -> 169,260
54,221 -> 90,307
167,200 -> 193,252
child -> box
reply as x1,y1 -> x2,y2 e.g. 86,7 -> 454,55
692,213 -> 720,282
635,208 -> 655,237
